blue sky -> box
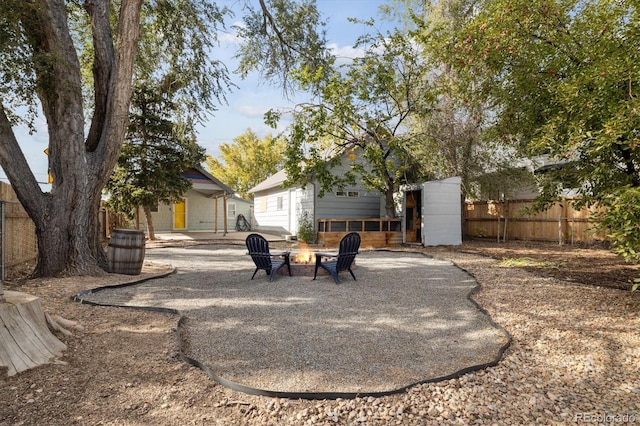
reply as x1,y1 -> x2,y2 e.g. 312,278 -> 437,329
200,0 -> 397,155
8,0 -> 397,191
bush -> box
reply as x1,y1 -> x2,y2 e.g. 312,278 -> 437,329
297,211 -> 315,243
598,186 -> 640,263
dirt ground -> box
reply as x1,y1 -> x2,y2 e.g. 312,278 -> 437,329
0,239 -> 638,425
451,239 -> 639,291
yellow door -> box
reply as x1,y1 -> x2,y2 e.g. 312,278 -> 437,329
173,199 -> 186,229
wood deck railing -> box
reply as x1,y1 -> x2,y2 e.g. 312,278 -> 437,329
317,218 -> 402,248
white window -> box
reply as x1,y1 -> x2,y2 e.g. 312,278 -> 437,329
227,202 -> 236,219
336,190 -> 359,198
277,196 -> 283,211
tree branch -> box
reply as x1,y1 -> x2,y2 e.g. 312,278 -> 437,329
84,0 -> 115,152
0,107 -> 45,219
257,0 -> 294,70
88,0 -> 143,192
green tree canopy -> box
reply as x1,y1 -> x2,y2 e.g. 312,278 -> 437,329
0,0 -> 328,277
205,129 -> 286,199
234,0 -> 331,94
278,28 -> 433,217
437,0 -> 640,260
409,0 -> 533,200
103,0 -> 230,239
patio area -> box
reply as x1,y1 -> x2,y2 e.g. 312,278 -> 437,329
75,245 -> 510,399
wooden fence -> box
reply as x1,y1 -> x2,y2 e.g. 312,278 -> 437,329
0,182 -> 38,279
0,182 -> 121,279
464,198 -> 607,244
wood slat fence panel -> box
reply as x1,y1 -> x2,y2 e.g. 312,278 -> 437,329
464,198 -> 607,244
0,183 -> 37,278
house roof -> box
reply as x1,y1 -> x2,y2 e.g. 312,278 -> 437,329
183,166 -> 235,197
248,169 -> 288,193
248,145 -> 357,194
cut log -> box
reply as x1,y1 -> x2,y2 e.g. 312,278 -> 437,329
45,313 -> 73,337
0,291 -> 67,376
50,314 -> 85,332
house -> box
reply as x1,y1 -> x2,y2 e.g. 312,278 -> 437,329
141,167 -> 253,234
248,159 -> 382,237
250,151 -> 463,247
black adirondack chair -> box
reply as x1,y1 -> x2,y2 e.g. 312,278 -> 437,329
313,232 -> 361,284
245,233 -> 291,281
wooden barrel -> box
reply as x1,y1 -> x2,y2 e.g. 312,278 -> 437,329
107,229 -> 146,275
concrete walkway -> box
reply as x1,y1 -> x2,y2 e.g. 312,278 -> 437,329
153,230 -> 285,243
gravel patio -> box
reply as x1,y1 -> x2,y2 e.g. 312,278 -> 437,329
76,246 -> 510,398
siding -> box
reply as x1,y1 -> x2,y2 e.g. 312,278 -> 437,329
314,158 -> 382,220
252,187 -> 291,233
299,186 -> 314,213
226,198 -> 253,230
250,154 -> 385,233
315,189 -> 382,220
187,190 -> 215,231
151,200 -> 174,232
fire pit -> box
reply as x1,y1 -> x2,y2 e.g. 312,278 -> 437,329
278,248 -> 357,277
278,248 -> 326,276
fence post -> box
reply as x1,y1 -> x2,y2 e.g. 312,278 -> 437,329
0,201 -> 4,302
558,215 -> 563,245
503,199 -> 508,242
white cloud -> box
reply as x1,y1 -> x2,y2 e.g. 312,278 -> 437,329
217,20 -> 244,45
235,104 -> 269,118
329,42 -> 366,62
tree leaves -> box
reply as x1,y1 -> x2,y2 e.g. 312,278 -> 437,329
205,129 -> 286,199
105,82 -> 206,217
444,0 -> 640,262
276,27 -> 430,217
234,0 -> 330,95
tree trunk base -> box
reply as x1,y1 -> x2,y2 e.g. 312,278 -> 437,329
0,291 -> 67,376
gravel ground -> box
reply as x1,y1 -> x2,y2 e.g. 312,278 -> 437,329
1,241 -> 639,425
433,250 -> 640,425
77,248 -> 509,396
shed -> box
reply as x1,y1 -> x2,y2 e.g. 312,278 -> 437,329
402,177 -> 462,246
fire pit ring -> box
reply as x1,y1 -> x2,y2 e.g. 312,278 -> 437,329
277,250 -> 356,277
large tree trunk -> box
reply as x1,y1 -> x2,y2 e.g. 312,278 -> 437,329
384,187 -> 397,218
0,0 -> 142,277
32,190 -> 107,277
